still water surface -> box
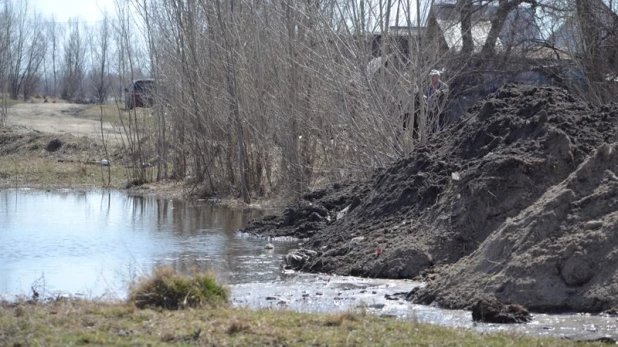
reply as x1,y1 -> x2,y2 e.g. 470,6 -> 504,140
1,189 -> 617,341
0,188 -> 295,298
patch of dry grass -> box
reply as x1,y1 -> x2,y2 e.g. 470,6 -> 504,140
79,103 -> 156,126
323,311 -> 362,327
0,298 -> 606,347
0,155 -> 127,189
128,267 -> 228,310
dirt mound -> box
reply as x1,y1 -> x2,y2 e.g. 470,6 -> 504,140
415,142 -> 618,312
242,84 -> 618,312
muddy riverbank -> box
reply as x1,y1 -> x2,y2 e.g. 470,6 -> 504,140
242,84 -> 618,314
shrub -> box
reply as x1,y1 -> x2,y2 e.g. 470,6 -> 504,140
128,267 -> 228,310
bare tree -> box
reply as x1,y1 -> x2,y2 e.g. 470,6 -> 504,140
90,12 -> 112,103
127,0 -> 608,200
20,12 -> 46,100
459,0 -> 474,55
60,18 -> 86,101
481,0 -> 538,56
6,0 -> 27,99
45,17 -> 62,97
0,0 -> 11,124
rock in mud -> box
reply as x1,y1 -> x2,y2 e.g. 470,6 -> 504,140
284,249 -> 318,270
471,299 -> 531,324
368,247 -> 433,279
560,252 -> 595,286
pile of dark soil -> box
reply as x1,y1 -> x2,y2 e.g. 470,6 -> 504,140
241,84 -> 618,313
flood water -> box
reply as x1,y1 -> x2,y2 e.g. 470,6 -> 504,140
0,188 -> 296,298
1,189 -> 617,341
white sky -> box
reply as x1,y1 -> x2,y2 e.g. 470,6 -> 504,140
31,0 -> 116,23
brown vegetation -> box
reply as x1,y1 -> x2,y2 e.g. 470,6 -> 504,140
2,297 -> 596,346
128,267 -> 228,310
0,1 -> 614,202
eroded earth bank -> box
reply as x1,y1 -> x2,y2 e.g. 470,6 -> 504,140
242,84 -> 618,314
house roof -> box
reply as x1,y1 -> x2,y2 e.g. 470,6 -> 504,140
430,2 -> 541,52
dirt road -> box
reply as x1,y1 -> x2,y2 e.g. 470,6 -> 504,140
7,102 -> 121,142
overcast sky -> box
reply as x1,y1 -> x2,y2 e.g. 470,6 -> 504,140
31,0 -> 115,23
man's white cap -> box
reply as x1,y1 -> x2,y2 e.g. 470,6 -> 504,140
430,69 -> 441,76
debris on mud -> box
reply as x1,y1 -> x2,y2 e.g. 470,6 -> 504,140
242,84 -> 618,313
471,298 -> 532,324
283,249 -> 318,270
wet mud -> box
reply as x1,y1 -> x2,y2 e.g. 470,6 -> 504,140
231,272 -> 618,341
241,84 -> 618,314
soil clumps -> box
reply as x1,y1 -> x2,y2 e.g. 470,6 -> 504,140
241,84 -> 618,313
471,298 -> 531,324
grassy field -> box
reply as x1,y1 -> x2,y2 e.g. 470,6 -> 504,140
79,103 -> 155,125
1,299 -> 604,347
0,155 -> 128,189
0,109 -> 159,190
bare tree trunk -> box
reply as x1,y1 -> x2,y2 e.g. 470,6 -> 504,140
8,0 -> 27,99
215,0 -> 250,203
417,0 -> 429,145
459,0 -> 474,55
0,1 -> 11,125
283,1 -> 303,197
92,13 -> 111,185
48,18 -> 59,97
481,0 -> 536,56
139,0 -> 167,181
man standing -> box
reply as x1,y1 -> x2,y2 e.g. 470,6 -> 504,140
427,69 -> 448,131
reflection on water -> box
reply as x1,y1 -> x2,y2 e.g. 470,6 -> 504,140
0,189 -> 297,299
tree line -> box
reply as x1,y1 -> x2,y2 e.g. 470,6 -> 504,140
1,0 -> 616,203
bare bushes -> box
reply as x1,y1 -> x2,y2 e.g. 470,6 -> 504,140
128,267 -> 228,310
139,1 -> 440,200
